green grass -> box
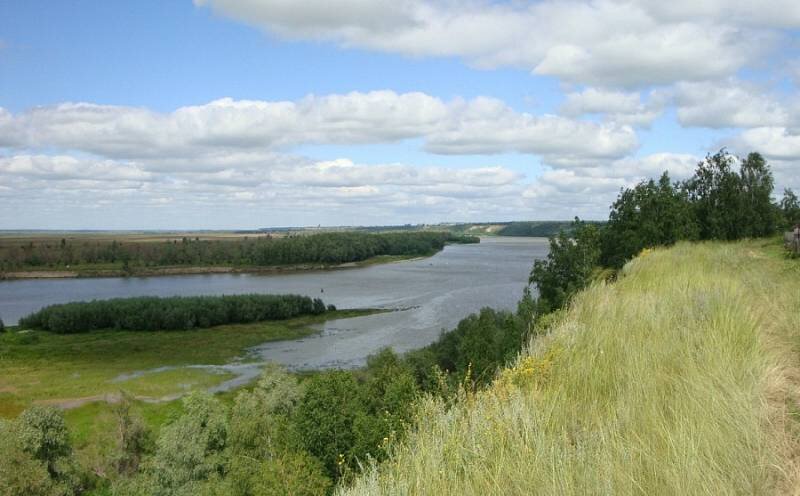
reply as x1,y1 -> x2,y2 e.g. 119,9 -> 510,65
0,308 -> 377,417
0,308 -> 379,470
343,239 -> 800,495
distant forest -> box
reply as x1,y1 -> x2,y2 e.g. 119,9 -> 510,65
0,231 -> 478,272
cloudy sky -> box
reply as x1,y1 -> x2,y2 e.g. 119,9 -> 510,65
1,1 -> 798,229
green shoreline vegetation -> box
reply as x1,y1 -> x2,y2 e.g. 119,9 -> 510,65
0,231 -> 479,279
18,294 -> 334,334
2,149 -> 800,495
0,308 -> 380,417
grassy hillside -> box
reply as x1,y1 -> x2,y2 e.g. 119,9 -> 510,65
343,239 -> 800,495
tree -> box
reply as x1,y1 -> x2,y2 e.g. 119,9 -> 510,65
0,407 -> 82,496
601,172 -> 698,268
226,367 -> 330,496
529,218 -> 601,313
294,371 -> 363,479
780,189 -> 800,229
683,149 -> 744,240
149,392 -> 228,492
228,366 -> 304,459
111,393 -> 149,476
738,152 -> 776,237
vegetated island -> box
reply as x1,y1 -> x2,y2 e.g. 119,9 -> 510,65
0,230 -> 478,279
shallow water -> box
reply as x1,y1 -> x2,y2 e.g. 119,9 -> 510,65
1,237 -> 548,370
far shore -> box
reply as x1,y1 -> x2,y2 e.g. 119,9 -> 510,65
0,254 -> 431,281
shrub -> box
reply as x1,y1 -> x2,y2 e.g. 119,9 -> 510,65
0,407 -> 82,496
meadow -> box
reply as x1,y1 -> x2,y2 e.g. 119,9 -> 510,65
0,309 -> 376,434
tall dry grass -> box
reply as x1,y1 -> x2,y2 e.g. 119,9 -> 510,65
342,240 -> 800,495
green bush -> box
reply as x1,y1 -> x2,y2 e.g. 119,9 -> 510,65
19,294 -> 329,333
0,407 -> 82,496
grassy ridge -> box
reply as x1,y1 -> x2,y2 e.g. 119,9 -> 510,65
343,240 -> 800,495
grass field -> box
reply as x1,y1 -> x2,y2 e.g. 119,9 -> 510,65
343,239 -> 800,495
0,309 -> 375,417
0,308 -> 377,470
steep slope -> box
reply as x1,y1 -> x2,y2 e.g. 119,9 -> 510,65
343,240 -> 800,495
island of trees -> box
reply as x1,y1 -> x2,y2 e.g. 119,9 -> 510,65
18,294 -> 333,334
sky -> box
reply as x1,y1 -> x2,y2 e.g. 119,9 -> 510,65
0,0 -> 798,229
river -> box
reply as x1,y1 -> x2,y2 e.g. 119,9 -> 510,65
0,237 -> 548,369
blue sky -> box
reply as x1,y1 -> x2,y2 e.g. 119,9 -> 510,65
0,0 -> 798,229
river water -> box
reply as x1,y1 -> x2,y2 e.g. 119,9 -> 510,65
0,237 -> 548,370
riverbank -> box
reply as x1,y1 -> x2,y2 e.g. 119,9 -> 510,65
0,253 -> 430,280
344,238 -> 800,495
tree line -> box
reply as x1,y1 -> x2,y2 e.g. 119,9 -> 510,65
17,294 -> 332,334
0,231 -> 477,272
530,149 -> 798,316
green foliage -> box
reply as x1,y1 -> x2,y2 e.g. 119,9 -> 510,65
19,294 -> 329,333
600,150 -> 781,267
0,422 -> 53,496
225,451 -> 330,496
738,152 -> 777,237
497,221 -> 573,237
780,188 -> 800,229
228,366 -> 304,459
110,394 -> 150,477
1,231 -> 475,271
0,317 -> 5,332
403,299 -> 533,393
683,149 -> 777,240
0,407 -> 82,496
295,371 -> 363,479
148,392 -> 228,492
601,172 -> 698,268
225,367 -> 331,496
529,218 -> 601,313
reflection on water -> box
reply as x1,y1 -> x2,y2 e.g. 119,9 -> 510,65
0,237 -> 548,369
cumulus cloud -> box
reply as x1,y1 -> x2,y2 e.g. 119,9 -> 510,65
560,87 -> 667,127
0,92 -> 637,165
675,80 -> 794,128
734,127 -> 800,161
0,155 -> 152,182
520,152 -> 702,218
0,152 -> 528,217
195,0 -> 787,87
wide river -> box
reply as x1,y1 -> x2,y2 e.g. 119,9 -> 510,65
0,237 -> 548,370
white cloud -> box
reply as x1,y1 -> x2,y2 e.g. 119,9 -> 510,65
195,0 -> 786,87
560,87 -> 666,127
735,127 -> 800,161
638,0 -> 800,28
0,155 -> 152,182
0,152 -> 528,211
0,92 -> 637,165
675,80 -> 793,128
521,152 -> 701,218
